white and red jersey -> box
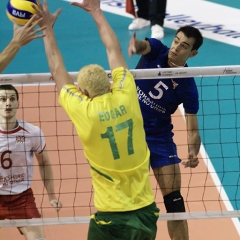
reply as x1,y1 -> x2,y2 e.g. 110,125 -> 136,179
0,120 -> 46,195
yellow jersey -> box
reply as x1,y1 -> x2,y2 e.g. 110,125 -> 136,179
59,67 -> 154,212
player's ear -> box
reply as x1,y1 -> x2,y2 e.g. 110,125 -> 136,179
189,49 -> 198,58
84,89 -> 90,98
79,87 -> 89,97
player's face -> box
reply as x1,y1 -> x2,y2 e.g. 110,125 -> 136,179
0,90 -> 19,120
168,31 -> 198,66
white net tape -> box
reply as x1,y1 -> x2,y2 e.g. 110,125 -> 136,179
0,65 -> 240,84
1,211 -> 240,227
0,65 -> 240,228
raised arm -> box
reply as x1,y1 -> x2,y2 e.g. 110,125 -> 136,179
182,113 -> 201,168
36,0 -> 73,93
128,32 -> 151,58
71,0 -> 127,71
35,148 -> 62,211
0,15 -> 46,73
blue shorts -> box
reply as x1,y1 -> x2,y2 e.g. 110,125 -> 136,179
146,136 -> 181,168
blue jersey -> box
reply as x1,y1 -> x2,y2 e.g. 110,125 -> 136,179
135,38 -> 199,167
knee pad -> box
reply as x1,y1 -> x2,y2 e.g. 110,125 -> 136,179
163,190 -> 186,213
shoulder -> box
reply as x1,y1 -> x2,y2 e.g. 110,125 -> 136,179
111,68 -> 136,96
59,84 -> 85,100
179,65 -> 197,89
112,67 -> 133,83
142,38 -> 169,62
175,78 -> 198,96
18,120 -> 43,135
60,84 -> 78,95
147,38 -> 169,53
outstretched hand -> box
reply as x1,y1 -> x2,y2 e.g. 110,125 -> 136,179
181,154 -> 199,168
33,0 -> 62,28
50,199 -> 62,212
128,32 -> 137,57
12,15 -> 46,46
70,0 -> 100,13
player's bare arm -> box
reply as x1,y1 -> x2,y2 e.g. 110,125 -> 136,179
71,0 -> 128,71
36,0 -> 72,93
128,32 -> 151,57
0,15 -> 46,73
35,148 -> 62,211
182,113 -> 201,168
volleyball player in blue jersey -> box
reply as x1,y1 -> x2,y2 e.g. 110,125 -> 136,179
128,26 -> 203,240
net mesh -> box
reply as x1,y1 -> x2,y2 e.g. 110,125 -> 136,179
0,65 -> 240,230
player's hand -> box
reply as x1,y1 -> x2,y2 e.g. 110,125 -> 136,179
70,0 -> 100,13
128,32 -> 137,57
34,0 -> 62,28
50,199 -> 62,212
181,154 -> 199,168
12,15 -> 46,46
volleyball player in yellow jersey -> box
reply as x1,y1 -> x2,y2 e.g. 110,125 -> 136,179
36,0 -> 159,239
58,66 -> 156,214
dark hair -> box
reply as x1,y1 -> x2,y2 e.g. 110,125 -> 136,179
176,25 -> 203,50
0,84 -> 19,100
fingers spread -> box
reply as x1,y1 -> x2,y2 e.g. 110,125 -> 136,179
54,9 -> 63,18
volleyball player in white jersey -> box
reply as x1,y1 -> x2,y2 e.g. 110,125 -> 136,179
0,84 -> 62,240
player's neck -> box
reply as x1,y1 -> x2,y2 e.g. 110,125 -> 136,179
168,59 -> 186,68
0,119 -> 18,131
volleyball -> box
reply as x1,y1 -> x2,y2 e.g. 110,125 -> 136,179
6,0 -> 39,25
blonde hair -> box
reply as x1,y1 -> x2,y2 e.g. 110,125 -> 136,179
77,64 -> 110,98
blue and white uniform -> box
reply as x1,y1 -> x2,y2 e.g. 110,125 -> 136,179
136,38 -> 199,168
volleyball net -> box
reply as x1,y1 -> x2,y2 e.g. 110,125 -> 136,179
0,65 -> 240,228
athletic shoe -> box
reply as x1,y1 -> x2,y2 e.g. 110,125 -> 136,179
151,24 -> 164,39
128,18 -> 151,30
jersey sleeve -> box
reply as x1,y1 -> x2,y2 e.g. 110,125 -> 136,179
136,38 -> 169,69
32,127 -> 46,153
182,78 -> 199,114
58,84 -> 89,116
111,67 -> 136,96
144,38 -> 168,61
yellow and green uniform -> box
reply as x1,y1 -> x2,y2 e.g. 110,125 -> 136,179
58,67 -> 154,212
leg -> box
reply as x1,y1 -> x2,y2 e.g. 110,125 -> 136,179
0,189 -> 45,240
150,0 -> 167,26
153,164 -> 189,240
19,226 -> 45,240
135,0 -> 150,20
149,0 -> 166,39
128,0 -> 151,30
